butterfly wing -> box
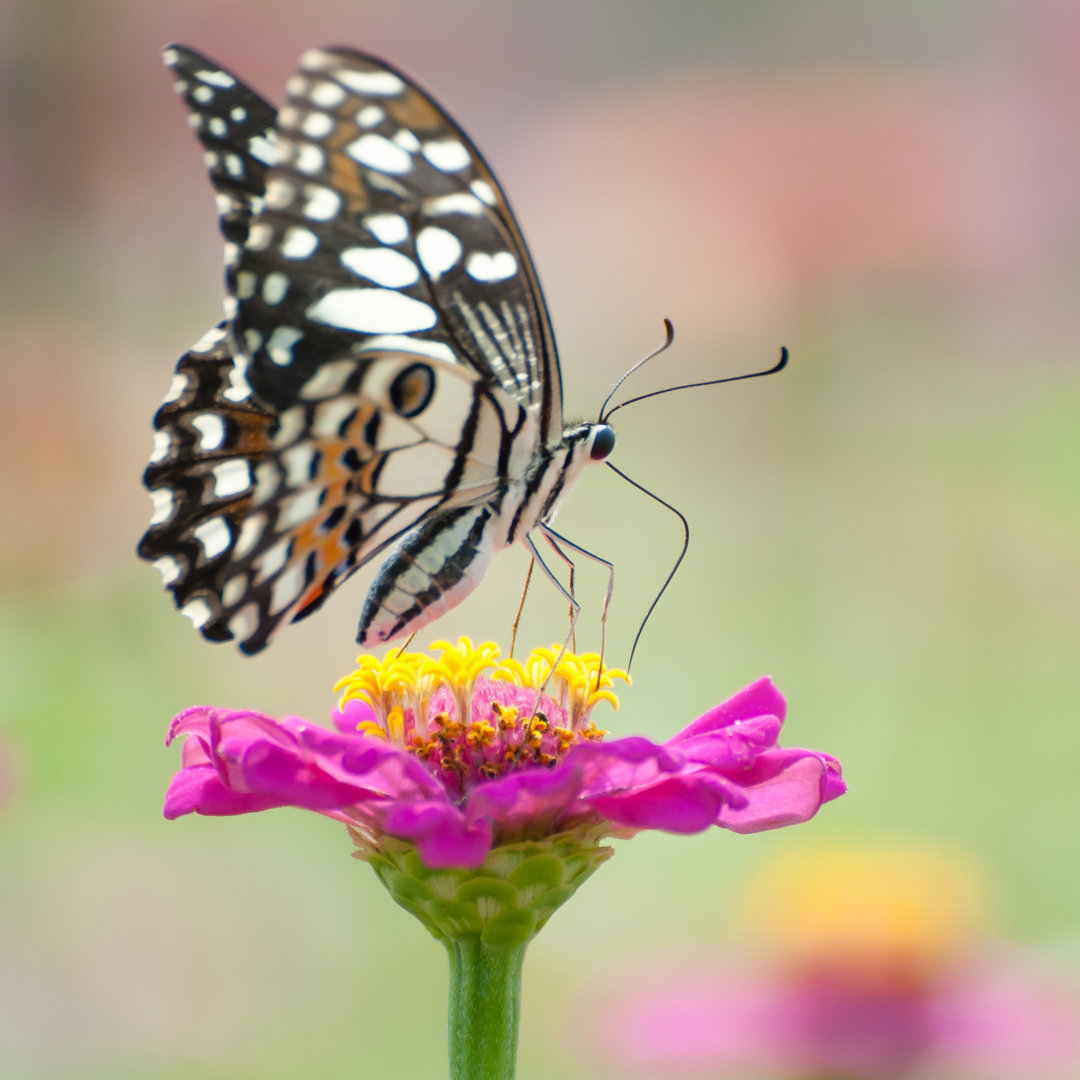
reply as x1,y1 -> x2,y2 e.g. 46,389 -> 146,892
138,325 -> 531,653
232,46 -> 563,444
162,45 -> 278,256
140,46 -> 557,653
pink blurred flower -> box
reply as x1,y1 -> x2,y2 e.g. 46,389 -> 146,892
590,959 -> 1080,1080
585,846 -> 1080,1080
164,639 -> 844,870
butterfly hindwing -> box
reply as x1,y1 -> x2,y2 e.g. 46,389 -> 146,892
139,326 -> 531,652
138,323 -> 277,640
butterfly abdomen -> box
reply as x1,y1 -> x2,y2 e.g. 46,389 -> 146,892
358,503 -> 500,645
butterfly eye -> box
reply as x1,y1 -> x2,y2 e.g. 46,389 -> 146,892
388,362 -> 436,418
589,425 -> 616,461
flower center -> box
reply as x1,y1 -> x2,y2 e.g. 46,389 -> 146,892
335,638 -> 627,796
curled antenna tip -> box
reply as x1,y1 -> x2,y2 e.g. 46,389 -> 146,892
777,345 -> 789,370
598,318 -> 679,423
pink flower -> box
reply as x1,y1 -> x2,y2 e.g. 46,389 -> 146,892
164,640 -> 844,870
583,845 -> 1080,1079
589,960 -> 1080,1080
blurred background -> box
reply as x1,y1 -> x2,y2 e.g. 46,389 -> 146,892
1,1 -> 1078,1077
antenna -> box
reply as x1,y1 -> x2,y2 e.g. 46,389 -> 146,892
597,319 -> 676,423
602,346 -> 788,424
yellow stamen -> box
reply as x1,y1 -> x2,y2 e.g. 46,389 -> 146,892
423,637 -> 502,686
495,708 -> 519,731
436,718 -> 464,738
334,649 -> 428,728
386,706 -> 405,743
492,644 -> 629,720
335,636 -> 626,746
465,721 -> 497,747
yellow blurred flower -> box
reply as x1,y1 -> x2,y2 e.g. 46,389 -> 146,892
740,844 -> 987,989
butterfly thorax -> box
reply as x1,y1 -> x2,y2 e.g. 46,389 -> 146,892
499,421 -> 615,546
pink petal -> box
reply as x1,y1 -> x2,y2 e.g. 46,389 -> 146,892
231,738 -> 394,810
381,801 -> 493,869
715,751 -> 845,833
670,676 -> 786,742
669,715 -> 783,769
466,765 -> 586,832
928,961 -> 1080,1074
590,972 -> 777,1071
587,772 -> 749,832
163,762 -> 286,818
568,737 -> 683,797
164,707 -> 442,822
166,704 -> 216,745
285,725 -> 441,799
332,698 -> 377,733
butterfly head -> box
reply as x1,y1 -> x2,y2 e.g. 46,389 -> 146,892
561,421 -> 615,463
527,421 -> 615,530
587,423 -> 616,462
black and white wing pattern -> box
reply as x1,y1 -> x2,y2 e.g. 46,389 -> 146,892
231,46 -> 563,440
162,46 -> 278,258
140,45 -> 612,654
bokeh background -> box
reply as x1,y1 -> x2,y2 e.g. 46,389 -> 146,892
1,1 -> 1078,1077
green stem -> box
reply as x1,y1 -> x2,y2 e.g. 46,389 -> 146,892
446,937 -> 528,1080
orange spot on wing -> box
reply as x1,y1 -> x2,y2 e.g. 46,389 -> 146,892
355,454 -> 386,496
388,89 -> 442,132
328,153 -> 369,212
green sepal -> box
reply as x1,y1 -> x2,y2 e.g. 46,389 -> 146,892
351,824 -> 614,946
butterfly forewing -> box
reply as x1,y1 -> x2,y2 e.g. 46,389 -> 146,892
162,45 -> 278,250
232,47 -> 563,442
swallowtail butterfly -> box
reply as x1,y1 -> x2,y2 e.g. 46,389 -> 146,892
138,44 -> 617,654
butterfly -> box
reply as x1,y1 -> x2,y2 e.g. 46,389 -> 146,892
138,44 -> 617,655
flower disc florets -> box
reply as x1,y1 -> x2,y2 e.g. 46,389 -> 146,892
334,638 -> 624,799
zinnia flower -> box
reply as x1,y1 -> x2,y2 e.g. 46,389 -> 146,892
583,845 -> 1080,1080
165,639 -> 843,928
164,638 -> 844,1080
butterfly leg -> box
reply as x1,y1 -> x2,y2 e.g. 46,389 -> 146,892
509,557 -> 535,659
514,534 -> 584,761
569,562 -> 576,653
539,533 -> 578,651
522,533 -> 581,644
540,525 -> 615,692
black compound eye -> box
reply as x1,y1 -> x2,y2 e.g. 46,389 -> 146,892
589,425 -> 616,461
388,363 -> 435,418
